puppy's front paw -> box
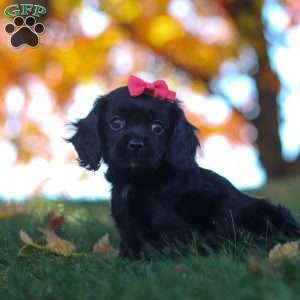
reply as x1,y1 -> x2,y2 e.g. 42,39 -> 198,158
119,243 -> 141,260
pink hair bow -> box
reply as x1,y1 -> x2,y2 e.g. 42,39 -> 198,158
128,75 -> 176,103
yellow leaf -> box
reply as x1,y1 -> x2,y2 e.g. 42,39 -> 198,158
39,228 -> 76,257
148,15 -> 184,47
101,0 -> 141,23
268,241 -> 300,263
93,233 -> 117,256
19,230 -> 43,249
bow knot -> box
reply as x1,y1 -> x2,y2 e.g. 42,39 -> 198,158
128,75 -> 176,103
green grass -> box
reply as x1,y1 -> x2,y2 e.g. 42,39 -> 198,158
1,176 -> 300,300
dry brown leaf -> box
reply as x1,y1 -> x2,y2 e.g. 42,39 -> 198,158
19,230 -> 43,249
268,241 -> 300,263
39,228 -> 76,257
93,233 -> 117,256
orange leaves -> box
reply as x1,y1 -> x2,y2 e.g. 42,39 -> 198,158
101,0 -> 170,23
0,22 -> 125,105
45,25 -> 124,95
101,0 -> 142,23
147,15 -> 184,47
185,108 -> 249,144
51,0 -> 82,20
0,0 -> 269,173
98,26 -> 124,49
100,0 -> 236,80
9,119 -> 50,164
131,18 -> 233,79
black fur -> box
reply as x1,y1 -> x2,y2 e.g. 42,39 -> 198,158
68,86 -> 300,258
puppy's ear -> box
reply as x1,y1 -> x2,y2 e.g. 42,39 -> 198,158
67,98 -> 105,171
167,104 -> 199,170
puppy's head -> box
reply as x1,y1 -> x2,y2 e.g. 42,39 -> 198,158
68,86 -> 199,174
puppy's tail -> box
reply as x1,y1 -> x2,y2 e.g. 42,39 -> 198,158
240,200 -> 300,238
271,204 -> 300,237
258,201 -> 300,237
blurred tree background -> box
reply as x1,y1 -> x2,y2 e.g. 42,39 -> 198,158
0,0 -> 299,199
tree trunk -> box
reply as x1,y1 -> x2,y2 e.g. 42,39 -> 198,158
218,0 -> 300,179
253,62 -> 286,177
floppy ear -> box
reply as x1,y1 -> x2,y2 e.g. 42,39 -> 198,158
67,99 -> 105,171
167,104 -> 199,170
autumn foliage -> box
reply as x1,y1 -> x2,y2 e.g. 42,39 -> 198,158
0,0 -> 299,196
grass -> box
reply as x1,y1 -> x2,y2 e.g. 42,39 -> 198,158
1,176 -> 300,300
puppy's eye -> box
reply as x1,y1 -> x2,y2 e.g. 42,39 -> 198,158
110,116 -> 125,131
151,121 -> 164,135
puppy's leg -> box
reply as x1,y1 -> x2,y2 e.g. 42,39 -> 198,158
238,200 -> 300,237
113,211 -> 143,259
118,226 -> 142,259
111,190 -> 143,259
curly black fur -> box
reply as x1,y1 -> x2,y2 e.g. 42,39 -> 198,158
67,86 -> 300,258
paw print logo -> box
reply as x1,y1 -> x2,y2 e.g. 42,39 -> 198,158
5,16 -> 45,48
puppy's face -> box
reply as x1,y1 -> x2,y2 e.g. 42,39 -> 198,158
101,88 -> 173,172
68,86 -> 199,176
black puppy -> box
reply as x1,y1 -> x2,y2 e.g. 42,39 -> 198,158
68,79 -> 300,258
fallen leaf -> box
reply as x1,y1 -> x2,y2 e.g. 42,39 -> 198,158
39,228 -> 76,257
19,230 -> 43,249
93,233 -> 117,256
268,241 -> 300,263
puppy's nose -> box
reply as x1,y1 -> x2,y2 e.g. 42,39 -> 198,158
128,139 -> 145,151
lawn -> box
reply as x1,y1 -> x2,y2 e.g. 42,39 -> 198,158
1,176 -> 300,300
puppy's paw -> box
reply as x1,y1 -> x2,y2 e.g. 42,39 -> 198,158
119,245 -> 142,260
